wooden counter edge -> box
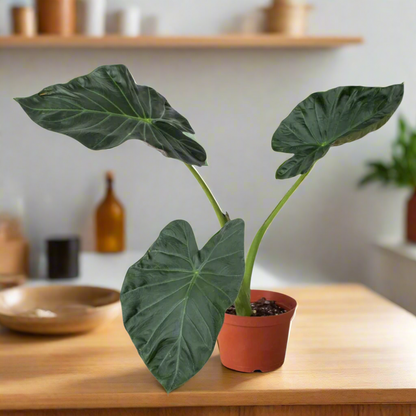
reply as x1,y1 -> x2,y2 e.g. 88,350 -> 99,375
1,389 -> 416,411
2,405 -> 416,416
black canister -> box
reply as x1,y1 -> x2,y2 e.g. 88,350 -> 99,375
47,236 -> 80,279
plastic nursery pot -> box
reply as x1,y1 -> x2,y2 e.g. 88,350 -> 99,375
217,289 -> 297,373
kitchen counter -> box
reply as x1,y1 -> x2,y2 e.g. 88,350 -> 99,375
1,284 -> 416,415
30,251 -> 330,290
370,240 -> 416,314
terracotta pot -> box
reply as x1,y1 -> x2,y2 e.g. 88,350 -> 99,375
37,0 -> 76,36
218,289 -> 297,373
407,191 -> 416,242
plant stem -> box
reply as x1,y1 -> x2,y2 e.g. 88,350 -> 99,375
185,164 -> 228,228
234,169 -> 313,316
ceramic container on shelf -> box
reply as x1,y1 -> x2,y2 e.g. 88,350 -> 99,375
36,0 -> 77,36
117,6 -> 141,37
217,289 -> 297,373
12,7 -> 36,36
265,0 -> 312,36
77,0 -> 106,37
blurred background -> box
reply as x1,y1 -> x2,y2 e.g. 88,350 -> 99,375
1,0 -> 416,312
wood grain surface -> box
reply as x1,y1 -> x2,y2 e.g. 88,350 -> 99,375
1,284 -> 416,412
3,405 -> 416,416
0,35 -> 363,49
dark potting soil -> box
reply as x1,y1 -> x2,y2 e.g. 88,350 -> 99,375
226,297 -> 287,317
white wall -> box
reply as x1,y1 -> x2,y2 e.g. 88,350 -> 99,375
1,0 -> 415,285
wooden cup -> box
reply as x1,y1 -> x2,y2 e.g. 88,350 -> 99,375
12,7 -> 36,36
265,3 -> 312,36
36,0 -> 77,36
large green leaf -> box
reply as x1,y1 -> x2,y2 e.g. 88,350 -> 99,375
15,64 -> 207,166
121,219 -> 245,393
272,84 -> 404,179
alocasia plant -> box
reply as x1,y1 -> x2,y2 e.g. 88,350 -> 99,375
15,64 -> 404,391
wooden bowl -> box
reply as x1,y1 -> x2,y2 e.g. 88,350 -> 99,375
0,285 -> 120,335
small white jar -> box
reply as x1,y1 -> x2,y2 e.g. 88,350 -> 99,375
117,6 -> 141,37
78,0 -> 107,37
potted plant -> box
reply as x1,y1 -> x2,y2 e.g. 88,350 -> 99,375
15,65 -> 403,392
360,117 -> 416,242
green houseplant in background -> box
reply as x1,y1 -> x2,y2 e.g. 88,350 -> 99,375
15,65 -> 403,392
360,117 -> 416,242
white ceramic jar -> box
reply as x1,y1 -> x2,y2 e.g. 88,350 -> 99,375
117,6 -> 141,37
78,0 -> 106,37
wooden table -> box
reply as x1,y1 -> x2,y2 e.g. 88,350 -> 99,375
1,284 -> 416,416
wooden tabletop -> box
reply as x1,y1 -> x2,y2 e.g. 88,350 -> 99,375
1,284 -> 416,412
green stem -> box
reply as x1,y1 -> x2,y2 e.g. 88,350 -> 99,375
185,164 -> 228,228
235,169 -> 312,316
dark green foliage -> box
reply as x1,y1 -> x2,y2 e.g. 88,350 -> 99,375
15,65 -> 207,166
272,84 -> 404,179
121,219 -> 245,392
359,117 -> 416,189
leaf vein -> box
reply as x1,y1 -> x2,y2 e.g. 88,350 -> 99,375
198,276 -> 233,304
125,280 -> 190,315
121,274 -> 193,295
81,85 -> 126,115
106,72 -> 140,118
92,118 -> 130,149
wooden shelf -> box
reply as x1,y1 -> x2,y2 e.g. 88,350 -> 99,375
0,35 -> 363,49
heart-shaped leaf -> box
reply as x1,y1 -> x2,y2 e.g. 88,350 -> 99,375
15,64 -> 207,166
121,219 -> 245,393
272,84 -> 404,179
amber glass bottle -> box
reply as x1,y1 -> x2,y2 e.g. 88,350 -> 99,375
95,171 -> 125,253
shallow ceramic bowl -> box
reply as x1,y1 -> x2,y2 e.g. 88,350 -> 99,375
0,285 -> 120,335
